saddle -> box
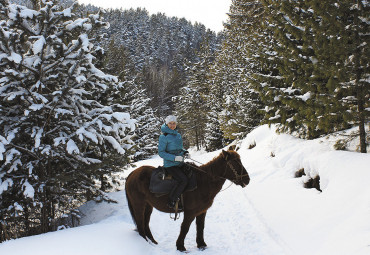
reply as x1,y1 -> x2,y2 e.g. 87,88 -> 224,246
149,164 -> 197,196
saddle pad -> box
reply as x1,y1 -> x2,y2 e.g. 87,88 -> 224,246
149,167 -> 197,195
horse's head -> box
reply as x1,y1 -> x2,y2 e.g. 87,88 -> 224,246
221,147 -> 250,188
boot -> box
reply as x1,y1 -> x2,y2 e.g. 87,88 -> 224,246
167,197 -> 180,209
167,200 -> 176,209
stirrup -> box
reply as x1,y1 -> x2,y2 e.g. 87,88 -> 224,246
169,195 -> 183,221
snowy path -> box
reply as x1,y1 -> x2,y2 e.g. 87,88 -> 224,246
128,181 -> 290,255
1,125 -> 369,255
118,153 -> 291,254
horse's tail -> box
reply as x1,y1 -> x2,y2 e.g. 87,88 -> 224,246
125,172 -> 138,228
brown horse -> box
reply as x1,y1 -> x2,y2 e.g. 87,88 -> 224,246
125,148 -> 250,251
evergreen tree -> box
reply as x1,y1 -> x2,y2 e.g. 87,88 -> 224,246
254,0 -> 319,138
103,38 -> 161,160
255,0 -> 369,151
0,0 -> 135,239
203,56 -> 229,151
175,35 -> 215,149
308,0 -> 369,152
214,0 -> 264,140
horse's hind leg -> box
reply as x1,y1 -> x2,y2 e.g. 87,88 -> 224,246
144,203 -> 157,244
130,197 -> 148,241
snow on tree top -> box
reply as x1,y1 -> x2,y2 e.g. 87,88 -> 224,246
8,4 -> 38,20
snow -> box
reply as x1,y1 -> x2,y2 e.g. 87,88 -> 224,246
23,181 -> 35,199
62,8 -> 72,17
65,18 -> 89,31
0,135 -> 9,160
32,36 -> 46,55
0,125 -> 369,255
298,91 -> 311,101
0,179 -> 13,193
67,139 -> 80,154
34,128 -> 43,148
77,127 -> 98,143
29,104 -> 44,111
10,52 -> 22,64
103,135 -> 125,155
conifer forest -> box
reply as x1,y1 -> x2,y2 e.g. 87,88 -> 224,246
0,0 -> 369,241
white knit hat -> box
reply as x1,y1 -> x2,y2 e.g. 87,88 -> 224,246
165,115 -> 177,124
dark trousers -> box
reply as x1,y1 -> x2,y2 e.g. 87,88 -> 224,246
165,166 -> 188,202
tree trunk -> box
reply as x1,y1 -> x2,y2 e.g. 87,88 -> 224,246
358,97 -> 367,153
354,2 -> 367,153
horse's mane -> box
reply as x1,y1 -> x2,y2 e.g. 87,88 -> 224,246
201,150 -> 240,171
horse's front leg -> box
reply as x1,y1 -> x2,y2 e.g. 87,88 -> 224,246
176,213 -> 195,252
196,212 -> 207,249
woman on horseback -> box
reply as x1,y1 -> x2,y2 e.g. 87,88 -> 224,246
158,115 -> 189,209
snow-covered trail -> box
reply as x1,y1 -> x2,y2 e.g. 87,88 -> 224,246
144,182 -> 289,255
0,155 -> 291,255
120,151 -> 291,254
1,125 -> 369,255
99,152 -> 291,255
0,180 -> 291,255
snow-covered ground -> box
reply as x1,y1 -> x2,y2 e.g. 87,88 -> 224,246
1,125 -> 369,255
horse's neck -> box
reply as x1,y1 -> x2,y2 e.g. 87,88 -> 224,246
198,162 -> 227,197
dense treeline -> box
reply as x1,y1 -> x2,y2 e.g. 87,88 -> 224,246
176,0 -> 369,152
94,5 -> 221,116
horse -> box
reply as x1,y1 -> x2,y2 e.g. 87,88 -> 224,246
125,147 -> 250,252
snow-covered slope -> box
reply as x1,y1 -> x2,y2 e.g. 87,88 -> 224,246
1,125 -> 369,255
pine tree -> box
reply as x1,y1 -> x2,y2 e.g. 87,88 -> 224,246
103,38 -> 161,160
204,55 -> 229,151
308,0 -> 369,152
0,0 -> 135,238
214,0 -> 264,140
255,0 -> 369,150
175,35 -> 215,149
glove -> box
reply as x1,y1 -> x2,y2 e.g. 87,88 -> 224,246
174,156 -> 184,162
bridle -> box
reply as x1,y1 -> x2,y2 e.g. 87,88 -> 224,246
225,158 -> 249,186
185,156 -> 249,185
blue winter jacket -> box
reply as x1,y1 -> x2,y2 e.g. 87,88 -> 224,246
158,124 -> 186,168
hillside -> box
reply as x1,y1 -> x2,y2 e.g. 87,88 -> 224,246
0,125 -> 369,255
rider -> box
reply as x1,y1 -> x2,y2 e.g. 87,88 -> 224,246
158,115 -> 189,209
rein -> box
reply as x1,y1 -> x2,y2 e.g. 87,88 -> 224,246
184,159 -> 227,180
184,160 -> 233,192
185,156 -> 248,185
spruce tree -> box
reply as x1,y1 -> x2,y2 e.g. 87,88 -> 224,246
203,58 -> 227,151
175,35 -> 215,149
103,38 -> 161,160
0,0 -> 135,238
256,0 -> 368,150
308,0 -> 369,152
214,0 -> 264,140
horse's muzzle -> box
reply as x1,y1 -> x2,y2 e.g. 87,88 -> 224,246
241,175 -> 250,188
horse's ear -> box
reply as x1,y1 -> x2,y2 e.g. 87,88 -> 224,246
222,150 -> 230,160
228,145 -> 236,151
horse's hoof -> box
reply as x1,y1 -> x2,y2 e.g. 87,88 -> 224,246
177,245 -> 187,252
150,239 -> 158,245
198,245 -> 207,251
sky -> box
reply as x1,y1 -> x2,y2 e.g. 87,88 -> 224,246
77,0 -> 232,32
